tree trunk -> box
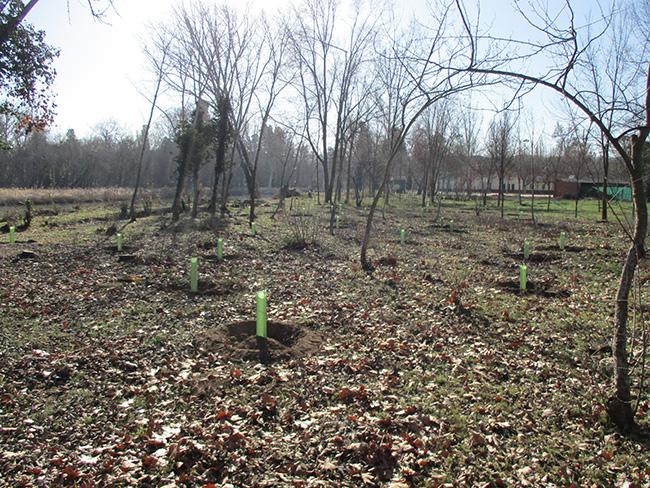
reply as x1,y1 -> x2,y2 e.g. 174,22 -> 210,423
191,167 -> 199,218
606,140 -> 648,432
361,146 -> 402,270
360,181 -> 386,271
322,159 -> 332,203
247,166 -> 257,226
345,153 -> 352,204
601,144 -> 609,221
171,159 -> 188,222
421,162 -> 430,207
316,158 -> 321,205
345,133 -> 355,205
129,46 -> 167,222
209,171 -> 220,217
220,166 -> 233,218
498,174 -> 504,219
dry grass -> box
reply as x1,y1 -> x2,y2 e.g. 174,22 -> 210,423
0,187 -> 168,206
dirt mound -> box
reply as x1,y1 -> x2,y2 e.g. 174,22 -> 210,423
195,321 -> 325,363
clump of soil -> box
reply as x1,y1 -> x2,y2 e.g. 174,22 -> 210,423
195,321 -> 325,363
496,279 -> 570,298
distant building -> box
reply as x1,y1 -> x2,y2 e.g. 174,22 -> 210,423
554,177 -> 631,200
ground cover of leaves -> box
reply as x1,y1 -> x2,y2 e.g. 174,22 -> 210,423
1,196 -> 649,487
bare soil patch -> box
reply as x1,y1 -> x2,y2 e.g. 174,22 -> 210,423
195,321 -> 325,363
496,279 -> 571,298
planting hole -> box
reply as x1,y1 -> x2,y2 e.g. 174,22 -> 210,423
196,321 -> 325,364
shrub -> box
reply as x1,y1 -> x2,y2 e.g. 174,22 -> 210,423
283,212 -> 320,250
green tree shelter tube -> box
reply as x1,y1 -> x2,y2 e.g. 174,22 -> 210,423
251,222 -> 257,236
256,290 -> 267,337
116,233 -> 123,251
520,264 -> 527,291
217,238 -> 224,260
9,226 -> 15,244
400,228 -> 405,244
559,231 -> 566,250
190,257 -> 198,292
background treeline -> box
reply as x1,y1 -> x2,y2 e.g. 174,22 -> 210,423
0,111 -> 630,199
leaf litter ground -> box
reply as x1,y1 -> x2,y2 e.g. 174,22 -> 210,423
0,197 -> 649,487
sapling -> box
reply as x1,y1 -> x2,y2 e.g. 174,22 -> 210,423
256,290 -> 267,337
190,257 -> 198,292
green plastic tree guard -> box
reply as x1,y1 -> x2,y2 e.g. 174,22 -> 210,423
217,238 -> 224,260
8,226 -> 15,244
251,222 -> 257,236
256,290 -> 267,337
520,264 -> 527,291
116,233 -> 123,252
400,228 -> 406,244
559,231 -> 566,250
190,257 -> 198,292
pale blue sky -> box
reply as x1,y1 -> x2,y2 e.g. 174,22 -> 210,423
25,0 -> 613,141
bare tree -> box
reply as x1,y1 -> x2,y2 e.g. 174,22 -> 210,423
358,8 -> 474,270
579,6 -> 643,222
288,0 -> 379,206
129,35 -> 171,221
452,0 -> 650,431
410,102 -> 454,207
486,111 -> 516,218
457,98 -> 481,199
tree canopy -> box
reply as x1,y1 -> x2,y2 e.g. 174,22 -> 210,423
0,0 -> 57,143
